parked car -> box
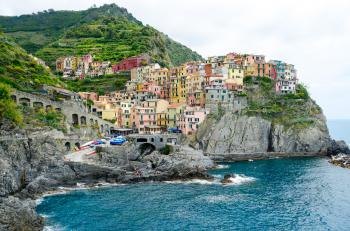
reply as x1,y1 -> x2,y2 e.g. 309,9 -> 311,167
168,128 -> 182,134
110,136 -> 127,145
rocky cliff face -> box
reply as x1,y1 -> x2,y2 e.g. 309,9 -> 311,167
270,118 -> 330,153
193,111 -> 335,160
195,114 -> 271,154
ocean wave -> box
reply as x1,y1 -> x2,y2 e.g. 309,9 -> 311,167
222,174 -> 256,186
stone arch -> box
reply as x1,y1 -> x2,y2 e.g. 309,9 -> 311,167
136,138 -> 148,143
138,143 -> 156,156
55,107 -> 62,112
80,116 -> 87,125
33,102 -> 44,111
46,105 -> 53,111
64,142 -> 71,151
11,95 -> 17,103
74,142 -> 80,150
19,97 -> 31,107
72,114 -> 79,126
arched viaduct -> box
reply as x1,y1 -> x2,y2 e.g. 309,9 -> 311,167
11,90 -> 114,133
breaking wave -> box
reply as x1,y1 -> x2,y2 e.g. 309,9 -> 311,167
222,174 -> 256,186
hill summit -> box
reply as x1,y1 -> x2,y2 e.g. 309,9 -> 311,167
0,4 -> 203,68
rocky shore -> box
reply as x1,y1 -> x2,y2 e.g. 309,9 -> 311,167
330,154 -> 350,169
0,124 -> 214,231
0,115 -> 348,230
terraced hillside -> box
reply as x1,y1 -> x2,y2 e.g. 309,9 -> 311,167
0,4 -> 203,68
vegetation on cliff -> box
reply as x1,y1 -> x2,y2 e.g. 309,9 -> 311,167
0,83 -> 22,125
0,83 -> 65,129
0,4 -> 203,68
63,72 -> 130,95
0,32 -> 62,91
242,77 -> 323,130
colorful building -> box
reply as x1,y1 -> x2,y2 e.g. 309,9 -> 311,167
112,54 -> 150,72
177,106 -> 210,135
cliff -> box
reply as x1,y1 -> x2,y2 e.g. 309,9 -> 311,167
192,77 -> 344,160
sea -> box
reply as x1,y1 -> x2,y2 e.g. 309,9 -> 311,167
36,120 -> 350,231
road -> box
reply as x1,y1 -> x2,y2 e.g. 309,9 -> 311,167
64,147 -> 96,162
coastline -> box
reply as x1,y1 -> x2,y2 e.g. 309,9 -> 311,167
206,151 -> 328,162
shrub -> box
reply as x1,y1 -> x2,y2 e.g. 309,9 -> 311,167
160,144 -> 173,155
0,83 -> 23,125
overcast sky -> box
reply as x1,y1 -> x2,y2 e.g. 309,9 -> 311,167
1,0 -> 349,119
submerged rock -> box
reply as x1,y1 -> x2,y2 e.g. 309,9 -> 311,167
220,174 -> 237,184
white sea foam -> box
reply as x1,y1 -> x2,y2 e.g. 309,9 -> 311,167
222,174 -> 256,186
164,179 -> 218,185
43,224 -> 64,231
215,164 -> 230,169
35,198 -> 44,205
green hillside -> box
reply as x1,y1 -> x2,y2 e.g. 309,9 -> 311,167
0,32 -> 62,91
0,4 -> 139,54
0,4 -> 203,68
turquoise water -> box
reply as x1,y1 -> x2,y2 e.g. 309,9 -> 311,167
37,157 -> 350,231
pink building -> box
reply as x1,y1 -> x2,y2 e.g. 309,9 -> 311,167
78,92 -> 98,101
177,106 -> 210,135
130,106 -> 158,134
112,54 -> 150,72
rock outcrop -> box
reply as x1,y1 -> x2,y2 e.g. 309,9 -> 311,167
193,111 -> 341,160
330,153 -> 350,169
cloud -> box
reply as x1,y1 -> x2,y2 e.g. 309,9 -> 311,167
1,0 -> 349,119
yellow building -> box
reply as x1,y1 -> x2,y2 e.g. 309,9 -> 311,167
167,103 -> 186,128
157,112 -> 168,128
244,65 -> 255,77
227,66 -> 244,86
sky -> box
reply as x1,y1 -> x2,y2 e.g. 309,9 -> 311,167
0,0 -> 349,119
